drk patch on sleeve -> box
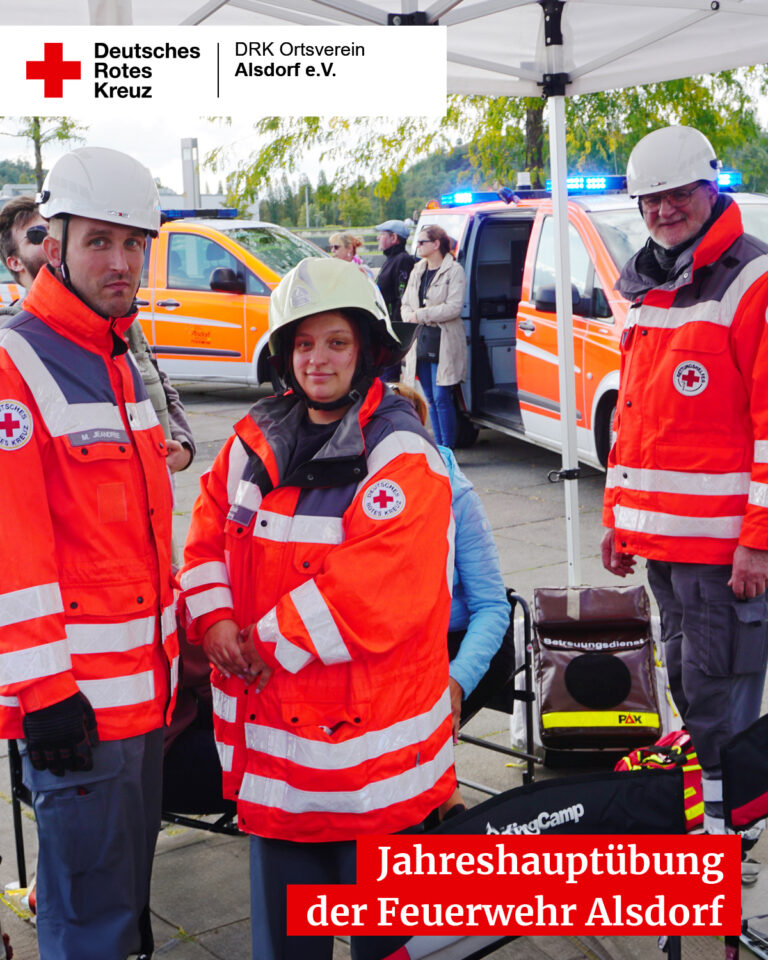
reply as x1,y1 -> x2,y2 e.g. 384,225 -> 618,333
0,399 -> 33,450
362,479 -> 406,520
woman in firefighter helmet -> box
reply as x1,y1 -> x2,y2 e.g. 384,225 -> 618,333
181,256 -> 457,960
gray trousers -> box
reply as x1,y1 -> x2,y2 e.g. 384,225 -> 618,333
647,560 -> 768,826
22,728 -> 164,960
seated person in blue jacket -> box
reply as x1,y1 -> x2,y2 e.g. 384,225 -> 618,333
391,383 -> 511,818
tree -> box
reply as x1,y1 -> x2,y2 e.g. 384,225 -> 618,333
210,68 -> 768,206
0,116 -> 87,190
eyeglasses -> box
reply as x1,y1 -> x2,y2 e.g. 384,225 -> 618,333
330,244 -> 344,251
416,238 -> 435,246
26,224 -> 48,245
639,183 -> 706,214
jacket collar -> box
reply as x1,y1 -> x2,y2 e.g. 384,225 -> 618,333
383,241 -> 407,259
414,251 -> 455,278
617,195 -> 741,301
236,378 -> 385,489
23,265 -> 137,352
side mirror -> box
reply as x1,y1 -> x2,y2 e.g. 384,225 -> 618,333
534,284 -> 581,314
210,267 -> 245,294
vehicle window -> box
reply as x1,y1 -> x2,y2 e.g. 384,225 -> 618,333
167,234 -> 242,291
141,237 -> 152,287
412,214 -> 467,255
737,203 -> 768,244
531,217 -> 594,303
226,227 -> 324,276
246,271 -> 271,296
593,275 -> 613,322
591,210 -> 649,272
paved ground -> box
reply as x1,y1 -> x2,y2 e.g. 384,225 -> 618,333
1,382 -> 765,960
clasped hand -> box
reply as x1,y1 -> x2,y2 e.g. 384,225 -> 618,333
202,619 -> 273,690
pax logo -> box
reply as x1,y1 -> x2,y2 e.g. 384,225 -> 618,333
618,713 -> 643,725
27,43 -> 81,98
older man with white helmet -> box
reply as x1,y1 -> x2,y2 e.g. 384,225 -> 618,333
0,147 -> 179,958
602,125 -> 768,884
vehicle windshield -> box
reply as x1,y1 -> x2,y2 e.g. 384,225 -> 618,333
226,226 -> 325,276
590,209 -> 649,272
592,198 -> 768,273
412,214 -> 468,255
0,260 -> 13,283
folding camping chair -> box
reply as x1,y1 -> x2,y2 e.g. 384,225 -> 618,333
455,588 -> 539,793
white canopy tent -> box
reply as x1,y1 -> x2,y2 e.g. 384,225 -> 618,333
15,0 -> 768,583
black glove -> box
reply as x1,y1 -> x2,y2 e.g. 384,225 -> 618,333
22,692 -> 99,776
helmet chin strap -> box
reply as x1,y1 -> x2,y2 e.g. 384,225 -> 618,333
57,215 -> 73,290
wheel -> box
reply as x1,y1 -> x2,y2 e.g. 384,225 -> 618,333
595,394 -> 617,468
454,412 -> 479,449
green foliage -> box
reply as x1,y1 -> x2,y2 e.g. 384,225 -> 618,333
0,158 -> 36,185
0,116 -> 88,189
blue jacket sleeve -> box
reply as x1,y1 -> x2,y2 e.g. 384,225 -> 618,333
442,449 -> 510,698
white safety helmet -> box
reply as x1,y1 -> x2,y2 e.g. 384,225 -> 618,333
268,257 -> 416,406
38,146 -> 161,236
626,125 -> 721,198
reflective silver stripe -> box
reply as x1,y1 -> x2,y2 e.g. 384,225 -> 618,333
169,655 -> 179,695
638,255 -> 768,330
290,580 -> 350,666
186,585 -> 234,620
235,479 -> 262,514
446,512 -> 455,597
748,481 -> 768,508
702,778 -> 723,802
239,737 -> 454,815
704,813 -> 726,835
180,561 -> 230,592
213,687 -> 238,724
0,329 -> 125,438
0,696 -> 19,708
66,617 -> 155,656
257,607 -> 313,673
755,441 -> 768,463
606,465 -> 750,497
245,687 -> 451,770
357,430 -> 448,497
161,603 -> 177,642
79,671 -> 154,709
254,510 -> 344,546
226,440 -> 249,507
613,505 -> 743,540
0,639 -> 70,685
125,399 -> 159,432
217,741 -> 234,773
0,582 -> 63,629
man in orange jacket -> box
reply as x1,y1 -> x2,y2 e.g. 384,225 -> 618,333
0,148 -> 179,958
602,125 -> 768,884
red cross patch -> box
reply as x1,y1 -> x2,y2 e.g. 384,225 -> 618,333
0,400 -> 33,450
362,479 -> 405,520
673,361 -> 708,397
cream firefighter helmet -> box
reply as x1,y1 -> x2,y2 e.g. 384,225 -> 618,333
268,257 -> 416,382
626,125 -> 721,198
37,147 -> 161,236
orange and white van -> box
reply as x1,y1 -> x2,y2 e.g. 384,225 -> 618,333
137,214 -> 326,386
415,184 -> 768,466
0,260 -> 21,308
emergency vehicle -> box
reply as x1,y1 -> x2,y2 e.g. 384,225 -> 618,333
415,177 -> 768,466
0,259 -> 21,307
137,211 -> 326,385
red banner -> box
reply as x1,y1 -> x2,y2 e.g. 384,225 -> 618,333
288,834 -> 741,936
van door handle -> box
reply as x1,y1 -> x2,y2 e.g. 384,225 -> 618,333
156,299 -> 181,309
134,298 -> 150,307
518,320 -> 536,332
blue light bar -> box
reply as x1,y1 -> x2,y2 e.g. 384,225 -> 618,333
717,170 -> 742,188
161,208 -> 238,220
544,174 -> 627,193
439,190 -> 500,207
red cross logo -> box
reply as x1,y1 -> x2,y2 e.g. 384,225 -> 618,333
0,412 -> 20,438
681,369 -> 700,389
373,488 -> 394,509
26,43 -> 81,98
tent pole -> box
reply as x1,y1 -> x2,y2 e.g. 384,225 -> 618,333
548,94 -> 581,587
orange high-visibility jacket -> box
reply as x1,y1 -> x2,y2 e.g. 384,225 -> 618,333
181,381 -> 456,842
0,267 -> 178,741
603,199 -> 768,564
